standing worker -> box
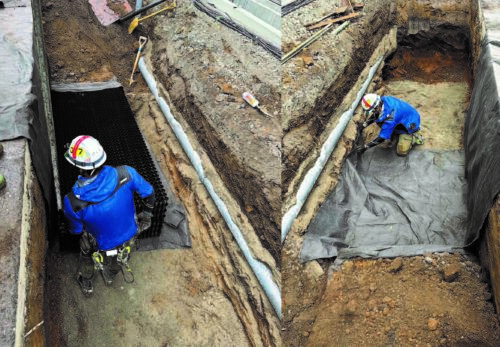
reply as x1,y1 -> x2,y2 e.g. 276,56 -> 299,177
357,94 -> 424,156
63,135 -> 155,295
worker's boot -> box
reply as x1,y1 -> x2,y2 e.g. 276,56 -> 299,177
397,133 -> 413,156
412,131 -> 425,145
77,272 -> 94,296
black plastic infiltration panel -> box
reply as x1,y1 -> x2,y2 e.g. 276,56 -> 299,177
52,87 -> 170,252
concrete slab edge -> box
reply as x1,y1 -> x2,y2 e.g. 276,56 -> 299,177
14,144 -> 32,346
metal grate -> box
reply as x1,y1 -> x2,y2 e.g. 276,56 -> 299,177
52,87 -> 168,252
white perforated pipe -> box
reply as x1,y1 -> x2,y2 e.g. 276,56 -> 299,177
281,56 -> 384,243
138,58 -> 282,318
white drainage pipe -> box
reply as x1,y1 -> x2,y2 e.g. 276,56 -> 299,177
281,56 -> 384,243
138,58 -> 282,318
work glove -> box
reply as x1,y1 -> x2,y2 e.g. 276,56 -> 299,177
356,145 -> 368,154
137,211 -> 153,233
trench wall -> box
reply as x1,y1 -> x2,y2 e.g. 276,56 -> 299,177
467,0 -> 500,317
0,0 -> 52,344
282,0 -> 396,195
150,43 -> 281,264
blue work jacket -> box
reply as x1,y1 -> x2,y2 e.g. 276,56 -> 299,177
376,96 -> 421,140
63,165 -> 154,251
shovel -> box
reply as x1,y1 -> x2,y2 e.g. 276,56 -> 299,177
129,36 -> 148,86
128,1 -> 176,34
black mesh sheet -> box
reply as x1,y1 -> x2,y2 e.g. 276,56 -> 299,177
282,0 -> 316,16
52,85 -> 191,252
301,147 -> 467,262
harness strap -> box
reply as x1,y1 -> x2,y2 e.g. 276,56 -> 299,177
67,166 -> 131,213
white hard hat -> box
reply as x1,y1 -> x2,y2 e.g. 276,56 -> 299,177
361,94 -> 381,113
64,135 -> 107,170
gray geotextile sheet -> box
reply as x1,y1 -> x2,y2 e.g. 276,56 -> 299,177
464,33 -> 500,247
0,2 -> 34,141
301,147 -> 467,262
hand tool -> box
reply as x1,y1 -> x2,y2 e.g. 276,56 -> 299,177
128,1 -> 176,34
242,92 -> 273,118
129,36 -> 148,86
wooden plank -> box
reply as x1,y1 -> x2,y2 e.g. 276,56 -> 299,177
306,12 -> 360,30
304,6 -> 348,27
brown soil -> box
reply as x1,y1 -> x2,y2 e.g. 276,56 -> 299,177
383,47 -> 472,85
303,255 -> 500,347
281,0 -> 395,195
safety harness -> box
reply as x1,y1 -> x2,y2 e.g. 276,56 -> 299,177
67,165 -> 131,213
72,166 -> 136,295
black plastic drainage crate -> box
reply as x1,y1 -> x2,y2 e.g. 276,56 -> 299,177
52,86 -> 169,252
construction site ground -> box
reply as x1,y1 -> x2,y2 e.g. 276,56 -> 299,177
41,0 -> 280,345
282,1 -> 500,346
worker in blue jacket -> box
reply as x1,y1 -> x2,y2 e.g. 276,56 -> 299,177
357,94 -> 424,156
63,135 -> 155,295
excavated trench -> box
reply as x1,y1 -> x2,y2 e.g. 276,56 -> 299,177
151,54 -> 281,264
36,0 -> 281,345
283,0 -> 500,345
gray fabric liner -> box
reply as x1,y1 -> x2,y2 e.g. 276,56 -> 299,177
0,5 -> 34,141
51,79 -> 121,92
464,34 -> 500,247
301,147 -> 467,262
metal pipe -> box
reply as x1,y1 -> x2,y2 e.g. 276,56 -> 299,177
138,58 -> 282,318
281,56 -> 384,242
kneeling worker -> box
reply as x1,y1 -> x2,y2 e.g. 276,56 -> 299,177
63,135 -> 155,295
357,94 -> 424,156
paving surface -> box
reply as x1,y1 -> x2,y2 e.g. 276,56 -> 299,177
0,139 -> 27,345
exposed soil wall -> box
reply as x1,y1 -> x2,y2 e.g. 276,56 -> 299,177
468,0 -> 486,80
143,3 -> 281,264
282,0 -> 396,193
